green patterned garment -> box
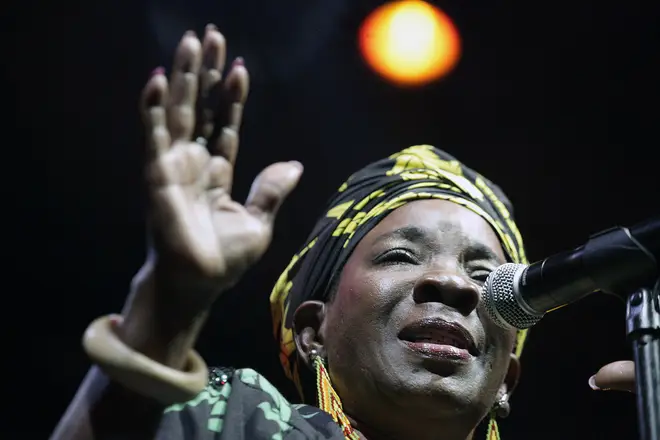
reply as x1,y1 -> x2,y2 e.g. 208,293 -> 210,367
158,367 -> 347,440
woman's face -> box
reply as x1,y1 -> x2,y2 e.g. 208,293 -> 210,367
309,200 -> 519,437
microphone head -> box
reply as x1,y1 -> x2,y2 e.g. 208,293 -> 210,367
481,263 -> 544,330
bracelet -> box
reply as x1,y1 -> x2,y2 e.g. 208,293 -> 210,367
82,314 -> 208,405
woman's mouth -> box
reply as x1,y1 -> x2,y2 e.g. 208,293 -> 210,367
398,317 -> 479,362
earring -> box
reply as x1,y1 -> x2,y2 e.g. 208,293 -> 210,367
310,350 -> 359,439
485,394 -> 510,440
486,416 -> 501,440
494,395 -> 510,419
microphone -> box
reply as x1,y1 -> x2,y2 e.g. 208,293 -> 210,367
481,216 -> 660,330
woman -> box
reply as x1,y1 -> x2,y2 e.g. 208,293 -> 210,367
51,26 -> 636,440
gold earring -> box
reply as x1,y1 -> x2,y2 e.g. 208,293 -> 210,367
310,350 -> 359,439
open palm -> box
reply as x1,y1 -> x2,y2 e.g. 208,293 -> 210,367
141,27 -> 302,297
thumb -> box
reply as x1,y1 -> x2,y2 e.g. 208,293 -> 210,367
245,161 -> 304,224
589,360 -> 636,393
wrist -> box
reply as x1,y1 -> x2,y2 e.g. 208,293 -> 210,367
118,260 -> 210,369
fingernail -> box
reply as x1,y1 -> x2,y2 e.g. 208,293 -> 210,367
150,67 -> 165,77
206,23 -> 217,32
232,57 -> 245,67
289,160 -> 304,172
184,30 -> 197,38
588,375 -> 600,390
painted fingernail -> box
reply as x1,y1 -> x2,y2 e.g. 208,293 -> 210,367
588,375 -> 600,390
150,67 -> 165,77
232,57 -> 245,67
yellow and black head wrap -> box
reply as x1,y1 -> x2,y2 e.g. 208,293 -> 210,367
270,145 -> 529,403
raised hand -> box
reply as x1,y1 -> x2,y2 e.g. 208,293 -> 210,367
49,27 -> 303,440
140,26 -> 303,303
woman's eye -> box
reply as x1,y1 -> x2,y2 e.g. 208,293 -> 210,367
375,249 -> 419,265
470,270 -> 492,284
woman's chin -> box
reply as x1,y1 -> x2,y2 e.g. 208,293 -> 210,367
387,373 -> 486,416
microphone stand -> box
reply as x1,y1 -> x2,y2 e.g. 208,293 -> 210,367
626,278 -> 660,440
583,220 -> 660,438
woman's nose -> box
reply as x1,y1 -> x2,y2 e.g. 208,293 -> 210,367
412,271 -> 480,316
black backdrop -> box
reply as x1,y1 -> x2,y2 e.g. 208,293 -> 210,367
9,0 -> 660,438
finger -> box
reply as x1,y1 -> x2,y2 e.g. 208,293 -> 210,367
197,24 -> 227,140
590,360 -> 636,393
207,156 -> 233,192
215,127 -> 238,173
209,58 -> 249,165
223,58 -> 250,129
245,161 -> 304,225
140,68 -> 171,157
167,31 -> 203,142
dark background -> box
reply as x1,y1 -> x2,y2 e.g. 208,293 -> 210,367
9,0 -> 659,438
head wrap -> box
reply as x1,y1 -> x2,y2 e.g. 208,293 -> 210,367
270,145 -> 529,397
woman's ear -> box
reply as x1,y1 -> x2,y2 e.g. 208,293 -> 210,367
293,300 -> 327,368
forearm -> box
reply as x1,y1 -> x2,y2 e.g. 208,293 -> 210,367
51,366 -> 166,440
51,261 -> 210,440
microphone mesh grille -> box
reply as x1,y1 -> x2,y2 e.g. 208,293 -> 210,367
481,263 -> 542,330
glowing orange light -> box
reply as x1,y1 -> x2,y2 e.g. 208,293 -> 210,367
358,1 -> 461,86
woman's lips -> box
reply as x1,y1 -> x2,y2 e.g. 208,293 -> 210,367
398,317 -> 480,357
401,340 -> 472,361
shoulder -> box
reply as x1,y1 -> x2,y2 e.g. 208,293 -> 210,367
162,367 -> 276,423
159,367 -> 344,440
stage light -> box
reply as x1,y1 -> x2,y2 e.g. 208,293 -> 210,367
358,1 -> 461,86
